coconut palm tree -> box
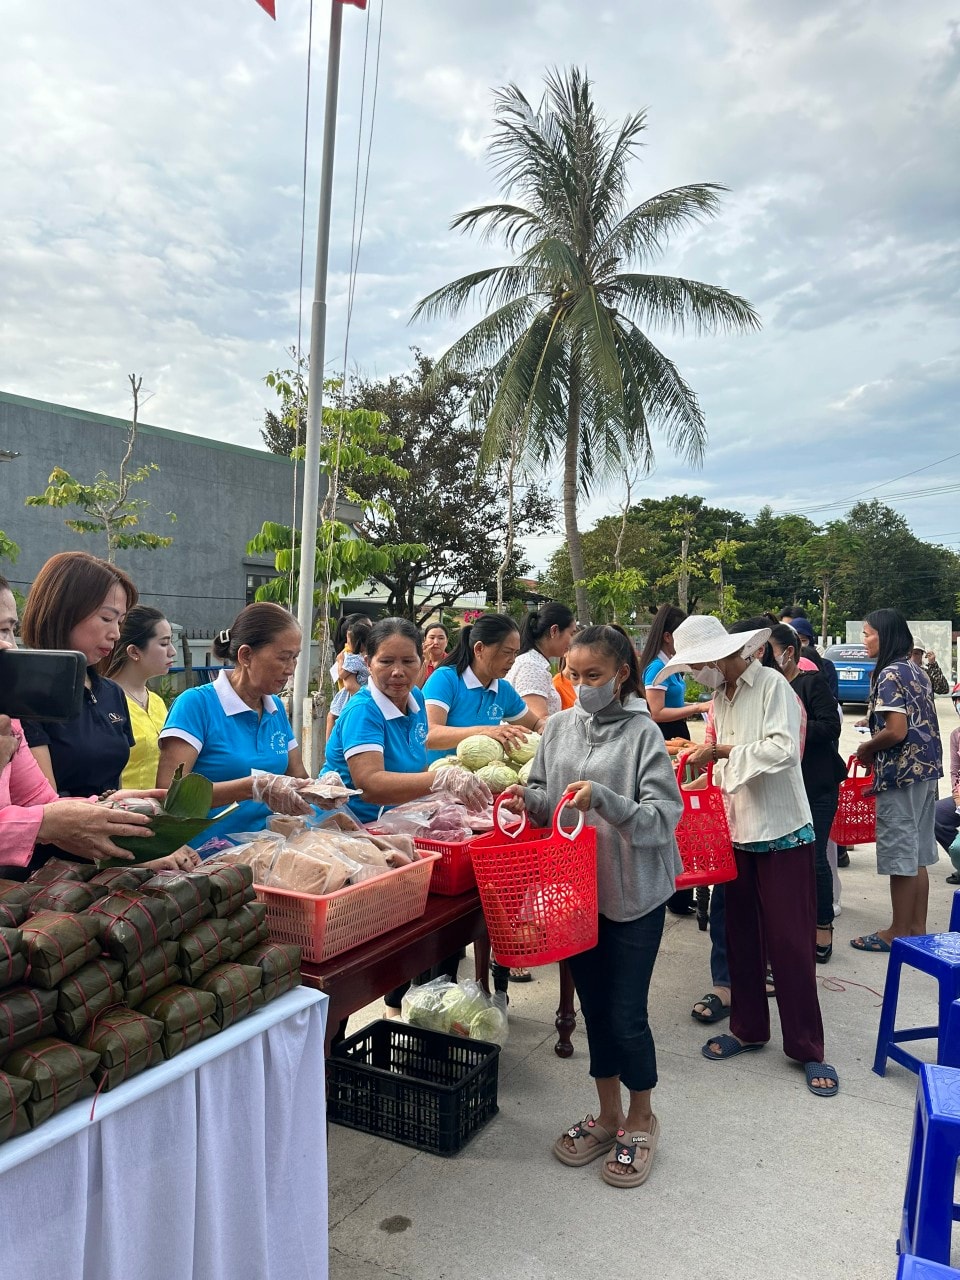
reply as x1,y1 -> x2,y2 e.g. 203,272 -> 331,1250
412,68 -> 760,623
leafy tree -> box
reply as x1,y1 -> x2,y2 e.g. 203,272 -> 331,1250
343,352 -> 555,623
412,67 -> 759,623
581,568 -> 646,624
260,348 -> 306,456
24,375 -> 175,562
735,506 -> 818,617
247,376 -> 426,627
791,521 -> 861,640
702,534 -> 744,624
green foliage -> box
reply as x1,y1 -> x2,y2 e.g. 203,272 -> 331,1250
248,377 -> 428,628
0,531 -> 19,565
579,568 -> 646,624
23,375 -> 174,562
412,67 -> 758,622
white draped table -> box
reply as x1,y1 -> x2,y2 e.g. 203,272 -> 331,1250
0,987 -> 328,1280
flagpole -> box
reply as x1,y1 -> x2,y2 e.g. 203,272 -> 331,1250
293,0 -> 344,740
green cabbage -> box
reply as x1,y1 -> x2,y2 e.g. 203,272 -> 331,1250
438,984 -> 490,1035
517,760 -> 533,786
468,1005 -> 508,1047
475,763 -> 520,795
505,732 -> 540,767
427,756 -> 459,772
456,735 -> 506,771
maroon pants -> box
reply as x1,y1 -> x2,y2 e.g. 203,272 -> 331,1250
725,842 -> 825,1063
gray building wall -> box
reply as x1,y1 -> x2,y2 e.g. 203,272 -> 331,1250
0,390 -> 308,636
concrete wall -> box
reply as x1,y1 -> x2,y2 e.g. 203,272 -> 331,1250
0,391 -> 306,635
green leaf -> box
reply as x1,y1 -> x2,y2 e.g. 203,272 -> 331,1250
163,765 -> 213,819
105,805 -> 240,864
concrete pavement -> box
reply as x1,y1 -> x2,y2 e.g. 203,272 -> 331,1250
327,700 -> 960,1280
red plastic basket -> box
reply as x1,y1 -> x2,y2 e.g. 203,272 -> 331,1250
830,756 -> 876,845
673,752 -> 737,889
253,851 -> 439,963
468,793 -> 597,967
413,834 -> 477,896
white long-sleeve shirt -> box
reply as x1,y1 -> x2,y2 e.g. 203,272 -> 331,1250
712,661 -> 813,844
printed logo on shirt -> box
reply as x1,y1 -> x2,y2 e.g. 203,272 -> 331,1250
108,712 -> 125,724
413,722 -> 428,746
270,728 -> 288,755
490,703 -> 503,720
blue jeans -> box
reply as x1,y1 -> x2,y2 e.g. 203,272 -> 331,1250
566,905 -> 665,1093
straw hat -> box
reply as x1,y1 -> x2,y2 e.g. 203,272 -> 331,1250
652,614 -> 771,684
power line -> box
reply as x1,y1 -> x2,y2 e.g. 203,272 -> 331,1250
778,446 -> 960,515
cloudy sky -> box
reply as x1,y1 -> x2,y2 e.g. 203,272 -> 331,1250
2,0 -> 958,572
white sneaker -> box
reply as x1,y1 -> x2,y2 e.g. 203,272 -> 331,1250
833,903 -> 842,917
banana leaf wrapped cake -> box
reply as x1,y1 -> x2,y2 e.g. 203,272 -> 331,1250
139,985 -> 218,1058
20,912 -> 102,988
122,942 -> 181,1009
27,859 -> 99,885
141,871 -> 212,935
55,958 -> 125,1039
87,892 -> 173,964
238,942 -> 302,1002
0,1070 -> 32,1142
82,1008 -> 164,1091
3,1037 -> 100,1126
194,864 -> 255,919
0,901 -> 28,929
89,866 -> 155,894
228,901 -> 269,954
0,880 -> 40,910
32,877 -> 107,915
177,919 -> 239,984
0,987 -> 57,1056
0,928 -> 27,990
192,962 -> 263,1028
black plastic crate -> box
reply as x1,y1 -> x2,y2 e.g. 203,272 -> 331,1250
328,1019 -> 500,1156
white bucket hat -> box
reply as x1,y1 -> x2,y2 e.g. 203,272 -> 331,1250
652,614 -> 771,685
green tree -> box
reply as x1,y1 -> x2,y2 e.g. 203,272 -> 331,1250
247,376 -> 426,628
25,375 -> 175,562
260,348 -> 306,456
791,521 -> 861,640
702,533 -> 744,624
412,67 -> 759,623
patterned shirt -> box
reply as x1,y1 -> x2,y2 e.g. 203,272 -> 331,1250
868,659 -> 943,791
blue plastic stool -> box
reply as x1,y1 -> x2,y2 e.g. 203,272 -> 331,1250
874,935 -> 960,1077
900,1065 -> 960,1263
898,1253 -> 960,1277
949,889 -> 960,934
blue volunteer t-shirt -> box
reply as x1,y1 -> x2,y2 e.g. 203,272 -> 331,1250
421,663 -> 528,764
160,670 -> 298,847
643,655 -> 688,710
322,683 -> 430,825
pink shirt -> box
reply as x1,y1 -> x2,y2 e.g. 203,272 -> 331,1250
0,719 -> 59,867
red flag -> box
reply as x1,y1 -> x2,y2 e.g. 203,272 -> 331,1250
254,0 -> 275,16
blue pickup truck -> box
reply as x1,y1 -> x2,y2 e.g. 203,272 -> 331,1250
823,644 -> 874,705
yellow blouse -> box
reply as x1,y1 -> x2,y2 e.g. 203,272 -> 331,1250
120,690 -> 168,790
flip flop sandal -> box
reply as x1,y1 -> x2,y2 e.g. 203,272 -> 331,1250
766,964 -> 776,998
552,1115 -> 617,1167
601,1117 -> 660,1188
701,1034 -> 765,1061
691,993 -> 730,1024
509,968 -> 534,983
849,932 -> 892,953
804,1061 -> 839,1098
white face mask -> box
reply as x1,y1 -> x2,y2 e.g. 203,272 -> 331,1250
775,650 -> 793,671
575,676 -> 619,714
690,664 -> 724,689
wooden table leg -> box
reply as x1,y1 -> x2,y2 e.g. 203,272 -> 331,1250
555,960 -> 576,1058
474,932 -> 491,994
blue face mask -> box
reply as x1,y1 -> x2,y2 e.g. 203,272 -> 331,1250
575,677 -> 619,715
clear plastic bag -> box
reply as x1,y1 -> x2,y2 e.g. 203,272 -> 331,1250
400,976 -> 509,1046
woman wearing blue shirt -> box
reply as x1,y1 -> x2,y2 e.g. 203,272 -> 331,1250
422,614 -> 545,763
323,617 -> 491,824
638,605 -> 712,743
158,604 -> 318,847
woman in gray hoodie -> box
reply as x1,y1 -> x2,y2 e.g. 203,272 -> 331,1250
502,624 -> 682,1188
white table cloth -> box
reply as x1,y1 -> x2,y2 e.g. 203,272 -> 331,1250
0,987 -> 328,1280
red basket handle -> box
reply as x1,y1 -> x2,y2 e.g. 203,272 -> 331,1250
844,755 -> 872,780
552,792 -> 584,842
676,750 -> 713,788
492,790 -> 584,841
492,794 -> 528,839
